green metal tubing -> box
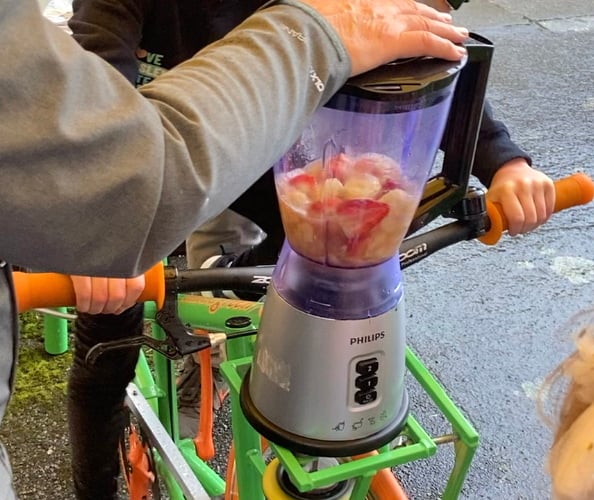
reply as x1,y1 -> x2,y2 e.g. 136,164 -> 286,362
272,439 -> 432,493
43,310 -> 69,355
442,438 -> 478,499
405,347 -> 478,447
349,472 -> 374,500
133,350 -> 160,415
153,328 -> 179,442
221,358 -> 266,500
223,357 -> 439,497
178,439 -> 226,496
405,346 -> 479,498
155,453 -> 185,500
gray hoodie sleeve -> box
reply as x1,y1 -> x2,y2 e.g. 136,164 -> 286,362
0,0 -> 350,276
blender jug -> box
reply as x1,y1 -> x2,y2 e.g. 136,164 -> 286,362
241,55 -> 467,457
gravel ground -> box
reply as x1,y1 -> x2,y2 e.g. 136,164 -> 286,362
1,311 -> 234,500
1,316 -> 77,499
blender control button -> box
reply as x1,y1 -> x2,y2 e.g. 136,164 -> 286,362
355,375 -> 378,391
355,358 -> 379,375
355,390 -> 377,405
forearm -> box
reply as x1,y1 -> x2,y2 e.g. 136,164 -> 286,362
0,0 -> 349,277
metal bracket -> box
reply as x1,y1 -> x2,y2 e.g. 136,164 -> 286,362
85,291 -> 212,365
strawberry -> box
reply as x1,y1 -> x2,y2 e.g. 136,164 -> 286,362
325,153 -> 353,181
309,197 -> 342,216
288,172 -> 317,191
381,178 -> 402,191
335,199 -> 390,240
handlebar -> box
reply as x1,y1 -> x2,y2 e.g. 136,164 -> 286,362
13,173 -> 593,313
479,172 -> 594,245
13,262 -> 166,313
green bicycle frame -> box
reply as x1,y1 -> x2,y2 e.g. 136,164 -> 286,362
144,293 -> 477,499
44,292 -> 477,499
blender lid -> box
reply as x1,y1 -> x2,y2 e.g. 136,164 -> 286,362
325,55 -> 467,112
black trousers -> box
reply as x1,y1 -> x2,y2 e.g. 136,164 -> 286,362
67,305 -> 143,499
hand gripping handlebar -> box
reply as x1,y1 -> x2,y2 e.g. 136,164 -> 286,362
479,172 -> 594,245
13,260 -> 166,313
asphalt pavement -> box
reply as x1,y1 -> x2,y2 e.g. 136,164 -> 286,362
397,1 -> 594,498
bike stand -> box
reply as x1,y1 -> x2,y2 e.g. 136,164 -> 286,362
220,348 -> 479,500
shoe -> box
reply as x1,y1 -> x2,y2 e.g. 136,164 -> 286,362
200,254 -> 240,299
177,353 -> 230,439
200,253 -> 264,301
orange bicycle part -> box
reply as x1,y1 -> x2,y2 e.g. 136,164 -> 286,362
480,172 -> 594,245
13,261 -> 166,313
225,441 -> 408,500
195,346 -> 216,461
126,424 -> 156,500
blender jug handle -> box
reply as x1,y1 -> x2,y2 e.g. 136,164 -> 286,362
408,33 -> 494,236
441,33 -> 494,190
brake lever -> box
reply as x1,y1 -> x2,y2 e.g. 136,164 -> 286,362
154,291 -> 213,356
85,289 -> 213,365
85,334 -> 183,365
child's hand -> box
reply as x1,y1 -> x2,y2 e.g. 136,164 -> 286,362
70,275 -> 145,314
486,158 -> 555,236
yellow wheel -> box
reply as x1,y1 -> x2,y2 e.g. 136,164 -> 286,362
225,445 -> 409,500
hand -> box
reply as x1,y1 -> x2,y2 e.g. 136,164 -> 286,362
70,275 -> 145,315
300,0 -> 468,76
486,158 -> 555,236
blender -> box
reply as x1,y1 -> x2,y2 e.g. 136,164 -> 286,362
240,52 -> 472,457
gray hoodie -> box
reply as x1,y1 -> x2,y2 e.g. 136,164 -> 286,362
0,0 -> 350,495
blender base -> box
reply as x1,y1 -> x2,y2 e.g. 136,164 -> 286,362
240,367 -> 410,457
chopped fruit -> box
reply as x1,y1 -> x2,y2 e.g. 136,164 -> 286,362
325,153 -> 353,181
335,199 -> 389,239
276,152 -> 421,267
342,173 -> 382,199
310,197 -> 342,215
322,178 -> 344,199
288,173 -> 317,190
353,153 -> 401,180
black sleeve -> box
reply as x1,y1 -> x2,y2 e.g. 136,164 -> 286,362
471,100 -> 532,187
68,0 -> 149,83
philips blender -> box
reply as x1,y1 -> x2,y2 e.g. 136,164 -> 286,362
240,55 -> 469,458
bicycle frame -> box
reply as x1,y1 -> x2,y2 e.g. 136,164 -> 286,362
124,286 -> 477,500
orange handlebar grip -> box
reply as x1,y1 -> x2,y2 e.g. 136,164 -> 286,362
13,261 -> 165,313
553,172 -> 594,211
479,172 -> 594,246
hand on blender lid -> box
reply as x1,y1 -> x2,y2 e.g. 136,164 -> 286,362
298,0 -> 469,76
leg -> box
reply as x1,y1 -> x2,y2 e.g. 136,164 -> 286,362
67,304 -> 144,500
185,209 -> 263,268
230,168 -> 285,266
